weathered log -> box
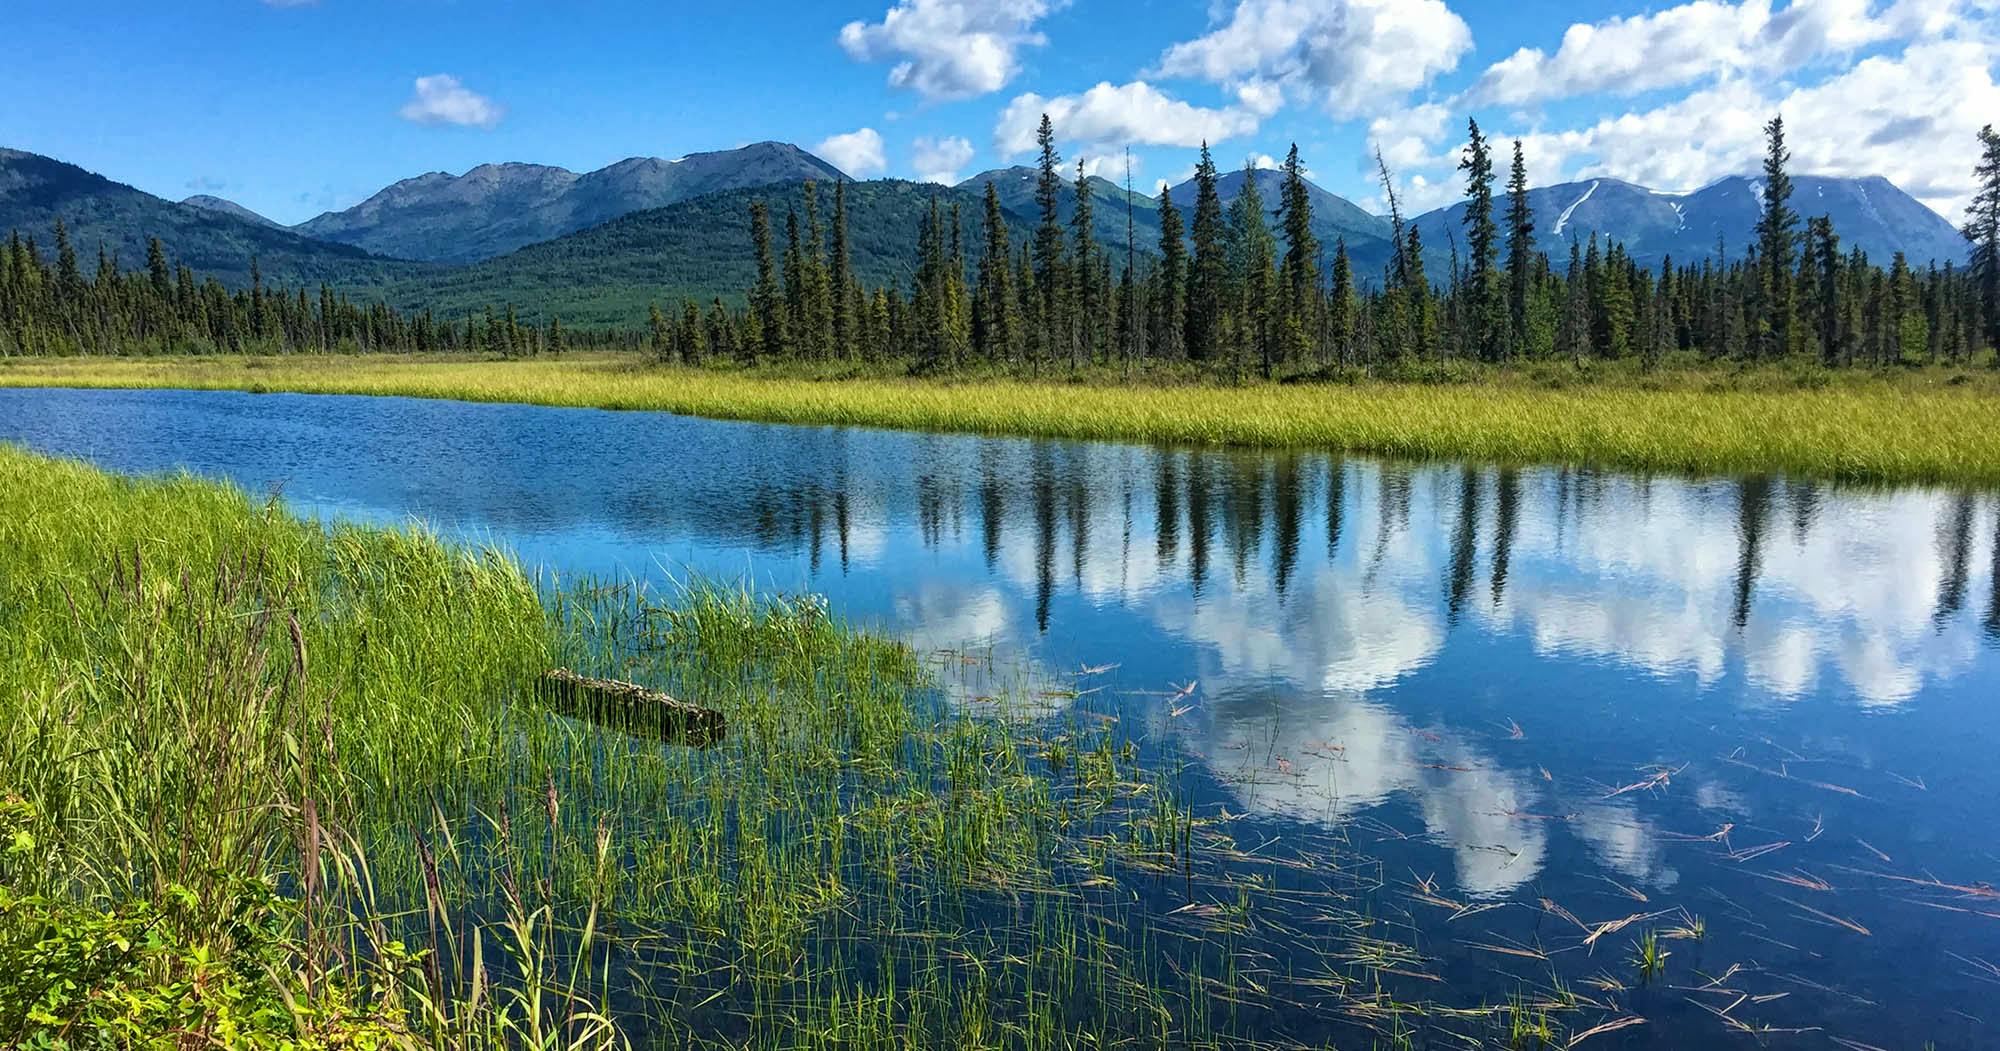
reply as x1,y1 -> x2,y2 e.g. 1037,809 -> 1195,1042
536,668 -> 726,748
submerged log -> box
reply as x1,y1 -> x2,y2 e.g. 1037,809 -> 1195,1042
537,668 -> 726,748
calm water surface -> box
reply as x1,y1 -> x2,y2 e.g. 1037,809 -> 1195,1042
4,387 -> 1998,1048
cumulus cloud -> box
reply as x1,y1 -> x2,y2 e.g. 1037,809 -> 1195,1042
911,134 -> 976,184
814,127 -> 888,179
396,74 -> 503,129
1152,0 -> 1473,118
1370,101 -> 1454,171
1473,0 -> 1986,106
994,80 -> 1262,158
839,0 -> 1060,101
1498,38 -> 2000,214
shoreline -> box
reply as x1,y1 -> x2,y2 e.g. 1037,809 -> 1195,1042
4,353 -> 1999,485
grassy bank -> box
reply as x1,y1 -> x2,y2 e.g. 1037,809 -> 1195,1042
5,352 -> 2000,483
0,446 -> 1506,1048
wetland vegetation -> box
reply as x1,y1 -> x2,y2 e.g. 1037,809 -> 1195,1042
6,352 -> 2000,484
5,389 -> 2000,1048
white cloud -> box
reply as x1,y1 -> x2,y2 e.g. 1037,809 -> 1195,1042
911,134 -> 976,184
396,74 -> 503,129
839,0 -> 1060,102
814,127 -> 888,179
1473,1 -> 1769,107
1152,0 -> 1473,118
1370,101 -> 1454,171
1497,37 -> 2000,214
1472,0 -> 1987,106
994,80 -> 1262,157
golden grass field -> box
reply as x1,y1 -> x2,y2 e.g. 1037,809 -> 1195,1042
5,353 -> 1999,484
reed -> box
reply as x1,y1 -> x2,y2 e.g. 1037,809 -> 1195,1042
0,444 -> 1965,1048
6,352 -> 2000,483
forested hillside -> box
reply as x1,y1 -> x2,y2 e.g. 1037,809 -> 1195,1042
0,149 -> 416,288
356,179 -> 1041,327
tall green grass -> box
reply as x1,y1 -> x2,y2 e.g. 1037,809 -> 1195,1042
5,352 -> 2000,483
1,445 -> 1786,1048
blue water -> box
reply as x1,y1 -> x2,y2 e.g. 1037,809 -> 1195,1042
5,386 -> 1998,1047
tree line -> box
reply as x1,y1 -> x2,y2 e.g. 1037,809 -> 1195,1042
7,116 -> 2000,371
0,229 -> 614,357
694,115 -> 1999,373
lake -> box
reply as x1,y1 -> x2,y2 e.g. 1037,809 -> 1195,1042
4,385 -> 1997,1048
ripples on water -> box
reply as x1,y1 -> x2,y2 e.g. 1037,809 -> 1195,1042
5,387 -> 1998,1047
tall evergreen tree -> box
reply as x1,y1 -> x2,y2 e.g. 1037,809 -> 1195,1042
801,182 -> 833,359
830,180 -> 855,358
1227,161 -> 1278,377
782,205 -> 805,356
976,181 -> 1016,362
1153,189 -> 1186,361
1963,123 -> 2000,356
1033,114 -> 1067,368
1755,115 -> 1800,359
1504,139 -> 1536,356
749,200 -> 784,362
1186,142 -> 1228,362
1071,159 -> 1096,368
1404,225 -> 1432,357
1328,238 -> 1355,366
1278,143 -> 1319,357
1458,119 -> 1502,361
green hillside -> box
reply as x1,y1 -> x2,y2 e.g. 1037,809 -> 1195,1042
354,179 -> 1045,327
0,148 -> 418,288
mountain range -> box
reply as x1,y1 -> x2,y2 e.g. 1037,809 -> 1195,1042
294,142 -> 847,264
0,143 -> 1972,324
0,148 -> 412,287
1409,174 -> 1966,273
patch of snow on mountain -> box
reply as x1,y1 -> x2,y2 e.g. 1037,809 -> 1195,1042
1553,180 -> 1600,237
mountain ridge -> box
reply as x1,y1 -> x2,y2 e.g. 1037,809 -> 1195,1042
295,142 -> 850,264
1407,172 -> 1967,270
0,147 -> 415,287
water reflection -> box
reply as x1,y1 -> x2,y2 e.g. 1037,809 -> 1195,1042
4,389 -> 1998,905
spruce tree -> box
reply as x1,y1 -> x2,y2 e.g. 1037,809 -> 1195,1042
831,180 -> 855,358
1504,139 -> 1536,356
648,303 -> 670,362
1186,142 -> 1227,363
1329,238 -> 1355,366
146,237 -> 171,300
801,182 -> 833,359
1278,144 -> 1318,355
1154,189 -> 1186,361
976,181 -> 1016,362
1458,119 -> 1502,361
1963,123 -> 2000,356
750,200 -> 784,361
1404,225 -> 1430,357
1227,161 -> 1277,377
1755,115 -> 1799,359
1071,159 -> 1096,368
1033,114 -> 1067,367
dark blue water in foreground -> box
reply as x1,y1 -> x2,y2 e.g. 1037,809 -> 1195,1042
5,387 -> 1999,1047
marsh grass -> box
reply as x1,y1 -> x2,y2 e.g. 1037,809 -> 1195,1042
5,352 -> 2000,483
2,444 -> 1958,1048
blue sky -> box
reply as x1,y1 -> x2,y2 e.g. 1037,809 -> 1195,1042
5,0 -> 1995,225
